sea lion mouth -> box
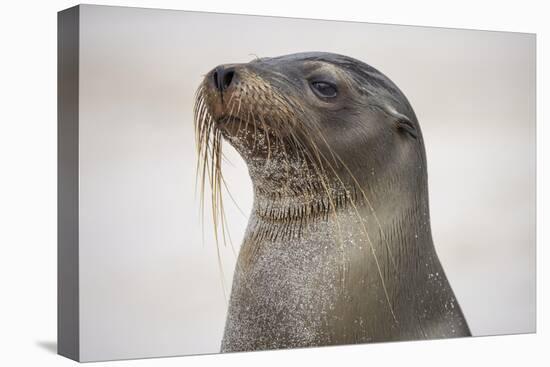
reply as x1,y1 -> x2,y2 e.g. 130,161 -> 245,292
214,115 -> 244,129
216,115 -> 261,130
216,115 -> 239,125
215,115 -> 276,139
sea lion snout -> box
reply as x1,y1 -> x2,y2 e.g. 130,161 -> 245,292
207,64 -> 242,96
200,62 -> 297,141
203,63 -> 245,120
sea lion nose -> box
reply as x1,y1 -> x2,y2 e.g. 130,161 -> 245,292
212,66 -> 235,93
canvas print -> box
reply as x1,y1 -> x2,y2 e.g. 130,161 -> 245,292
57,4 -> 536,362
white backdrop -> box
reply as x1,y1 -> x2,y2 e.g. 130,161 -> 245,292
0,1 -> 546,367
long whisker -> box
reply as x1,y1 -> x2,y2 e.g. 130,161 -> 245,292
283,96 -> 398,323
194,85 -> 232,302
308,119 -> 397,272
298,121 -> 398,324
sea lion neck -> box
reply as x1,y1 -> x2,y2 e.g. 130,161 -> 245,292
236,143 -> 360,223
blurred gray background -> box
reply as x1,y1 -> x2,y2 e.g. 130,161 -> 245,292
77,4 -> 535,361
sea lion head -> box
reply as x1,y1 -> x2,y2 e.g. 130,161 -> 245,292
195,52 -> 427,210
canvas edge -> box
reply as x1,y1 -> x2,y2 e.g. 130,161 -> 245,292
57,4 -> 81,362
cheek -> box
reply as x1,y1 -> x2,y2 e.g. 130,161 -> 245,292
313,106 -> 364,137
317,112 -> 396,156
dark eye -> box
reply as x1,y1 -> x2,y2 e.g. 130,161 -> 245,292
310,81 -> 338,99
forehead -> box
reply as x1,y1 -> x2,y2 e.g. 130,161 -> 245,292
249,52 -> 383,79
250,53 -> 352,78
253,52 -> 343,67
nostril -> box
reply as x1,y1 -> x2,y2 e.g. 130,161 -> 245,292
212,71 -> 217,84
212,70 -> 220,90
212,66 -> 236,93
222,70 -> 234,90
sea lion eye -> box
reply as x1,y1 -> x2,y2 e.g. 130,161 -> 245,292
310,81 -> 338,99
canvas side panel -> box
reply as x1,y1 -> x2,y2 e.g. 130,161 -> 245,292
57,5 -> 80,362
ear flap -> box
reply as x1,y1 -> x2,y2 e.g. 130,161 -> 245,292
380,104 -> 418,139
395,115 -> 418,139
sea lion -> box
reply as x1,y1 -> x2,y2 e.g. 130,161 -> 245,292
194,52 -> 471,352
